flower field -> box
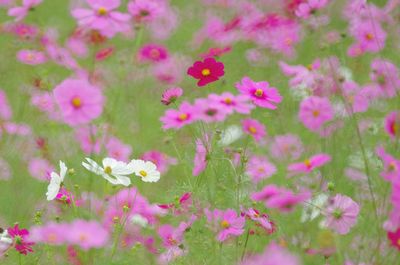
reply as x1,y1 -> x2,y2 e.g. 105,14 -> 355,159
0,0 -> 399,264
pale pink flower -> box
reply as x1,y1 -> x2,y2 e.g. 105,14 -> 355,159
204,208 -> 245,242
16,50 -> 47,65
105,137 -> 132,162
193,139 -> 208,176
242,118 -> 266,142
270,134 -> 304,161
66,220 -> 109,250
28,158 -> 54,181
288,153 -> 331,174
246,155 -> 276,183
161,87 -> 183,106
299,96 -> 334,132
240,242 -> 300,265
324,194 -> 360,234
8,0 -> 42,21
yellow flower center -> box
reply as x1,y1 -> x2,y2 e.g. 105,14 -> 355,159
285,37 -> 293,46
254,89 -> 263,97
98,7 -> 107,16
248,126 -> 257,134
71,96 -> 82,108
304,159 -> 312,168
388,162 -> 397,172
306,64 -> 313,71
312,110 -> 320,117
220,220 -> 230,229
201,68 -> 211,76
397,239 -> 400,246
224,98 -> 232,104
139,170 -> 147,177
104,166 -> 112,174
178,113 -> 188,121
79,233 -> 88,242
366,33 -> 374,40
47,233 -> 57,243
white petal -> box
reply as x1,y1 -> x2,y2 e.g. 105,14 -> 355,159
59,160 -> 67,180
102,157 -> 118,168
114,175 -> 131,186
112,162 -> 135,175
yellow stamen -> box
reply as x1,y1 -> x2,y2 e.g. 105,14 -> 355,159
150,49 -> 160,58
139,170 -> 147,177
201,68 -> 211,76
220,220 -> 230,229
178,113 -> 188,121
248,126 -> 257,134
366,33 -> 374,40
98,7 -> 107,16
304,159 -> 311,168
254,89 -> 263,97
224,98 -> 232,104
71,96 -> 82,108
104,166 -> 112,174
312,110 -> 320,117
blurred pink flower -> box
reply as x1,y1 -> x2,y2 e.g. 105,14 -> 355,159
242,118 -> 266,142
16,50 -> 47,65
8,0 -> 42,21
67,220 -> 109,250
128,0 -> 163,23
141,150 -> 177,174
236,77 -> 282,109
385,111 -> 400,140
161,87 -> 183,106
53,78 -> 104,126
246,155 -> 277,183
324,194 -> 360,234
240,242 -> 300,265
28,158 -> 54,181
288,153 -> 331,174
270,134 -> 304,161
29,222 -> 68,245
299,96 -> 334,132
138,43 -> 169,63
193,139 -> 208,176
204,208 -> 245,242
105,137 -> 132,162
208,92 -> 254,114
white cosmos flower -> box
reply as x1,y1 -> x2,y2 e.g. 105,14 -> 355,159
82,157 -> 134,186
129,159 -> 160,183
46,161 -> 67,201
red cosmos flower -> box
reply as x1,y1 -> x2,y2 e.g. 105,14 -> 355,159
187,57 -> 224,87
7,224 -> 34,255
388,228 -> 400,250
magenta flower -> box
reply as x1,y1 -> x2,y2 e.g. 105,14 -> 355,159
161,87 -> 183,106
208,92 -> 254,114
385,111 -> 400,140
376,146 -> 400,182
67,220 -> 109,250
387,227 -> 400,251
16,50 -> 47,65
29,222 -> 68,245
270,134 -> 304,161
187,57 -> 225,87
288,153 -> 331,174
251,185 -> 283,202
105,137 -> 132,162
71,0 -> 131,38
242,118 -> 266,142
7,0 -> 42,21
265,189 -> 311,213
246,155 -> 277,183
324,194 -> 360,235
236,77 -> 282,109
127,0 -> 162,23
204,208 -> 245,242
138,43 -> 169,63
160,101 -> 197,129
193,98 -> 229,123
8,224 -> 34,255
299,96 -> 334,132
240,242 -> 300,265
53,78 -> 104,126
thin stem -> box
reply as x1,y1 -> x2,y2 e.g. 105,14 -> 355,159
241,229 -> 250,261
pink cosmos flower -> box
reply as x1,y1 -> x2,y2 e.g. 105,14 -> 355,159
8,0 -> 42,21
193,98 -> 229,123
246,155 -> 277,183
105,137 -> 132,162
385,111 -> 400,140
141,150 -> 177,174
387,228 -> 400,251
160,101 -> 197,129
28,158 -> 54,181
161,87 -> 183,106
242,118 -> 266,142
251,185 -> 283,202
279,59 -> 321,89
153,57 -> 185,85
270,134 -> 304,161
16,50 -> 47,65
66,220 -> 109,250
265,189 -> 311,213
288,153 -> 331,174
29,222 -> 68,245
349,19 -> 386,54
158,193 -> 192,215
30,92 -> 56,114
74,125 -> 103,155
295,0 -> 329,18
342,81 -> 369,113
187,57 -> 224,87
240,242 -> 300,265
193,138 -> 208,176
200,46 -> 232,59
207,92 -> 254,114
376,146 -> 400,182
204,208 -> 245,242
241,208 -> 274,234
53,78 -> 104,126
71,0 -> 131,38
128,0 -> 162,23
138,44 -> 168,63
236,77 -> 282,109
7,224 -> 34,255
324,194 -> 360,234
299,96 -> 334,132
370,59 -> 400,98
